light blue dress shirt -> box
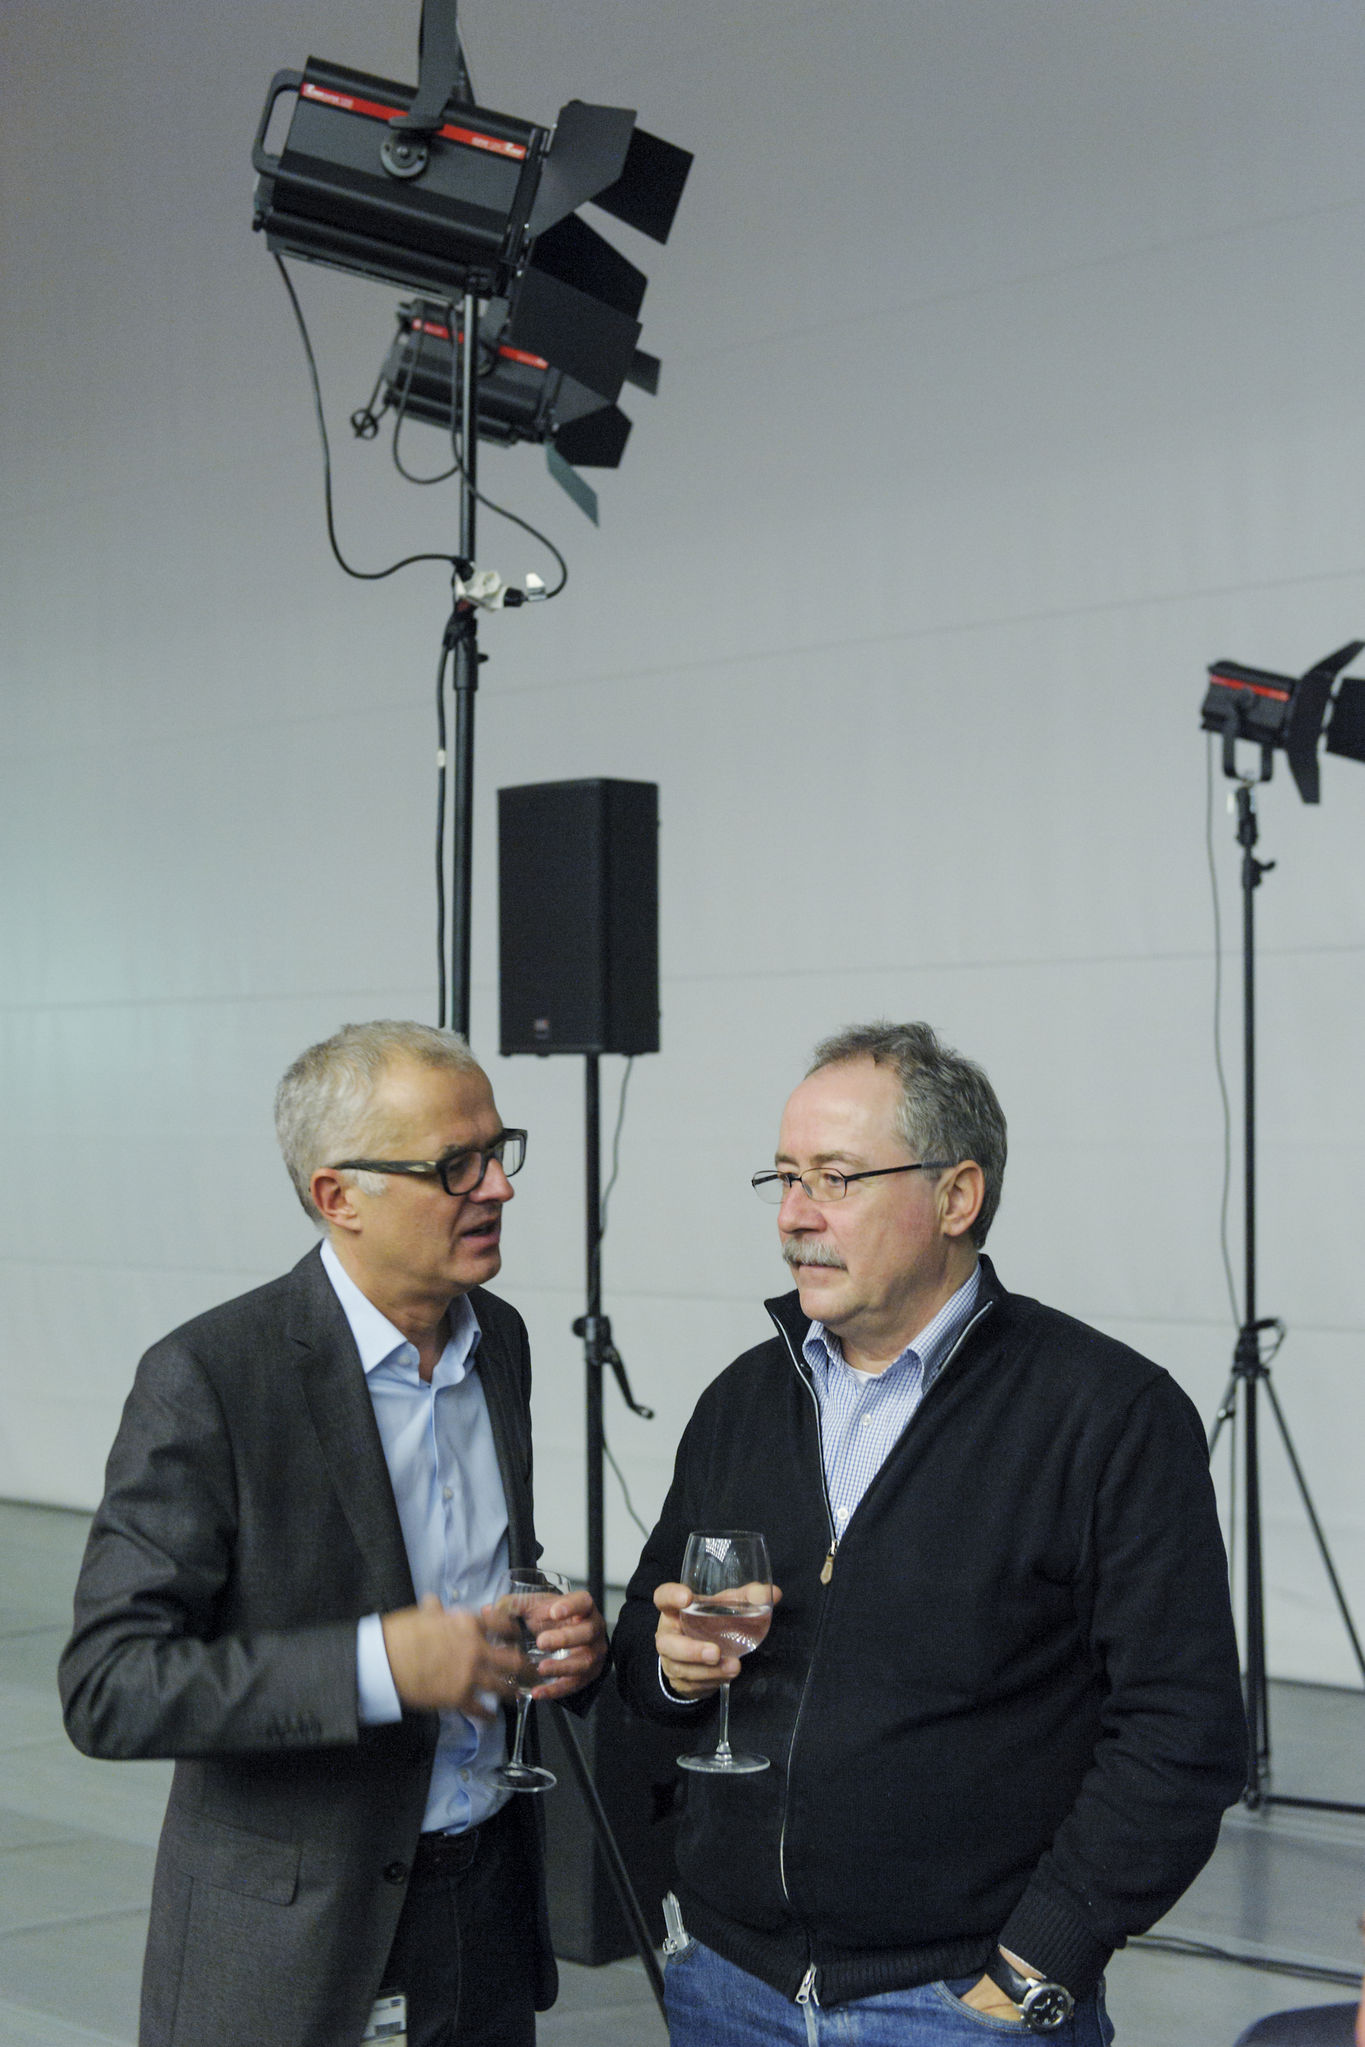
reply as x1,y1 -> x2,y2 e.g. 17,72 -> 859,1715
320,1239 -> 511,1833
803,1262 -> 984,1531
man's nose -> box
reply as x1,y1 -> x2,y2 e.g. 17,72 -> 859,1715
476,1157 -> 515,1202
778,1176 -> 823,1226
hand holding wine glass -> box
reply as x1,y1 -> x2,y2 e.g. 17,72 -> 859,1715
490,1567 -> 571,1793
673,1531 -> 773,1775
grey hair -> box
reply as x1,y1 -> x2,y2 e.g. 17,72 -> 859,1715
275,1020 -> 482,1226
807,1022 -> 1007,1246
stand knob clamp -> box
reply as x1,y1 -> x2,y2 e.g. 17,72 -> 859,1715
573,1313 -> 655,1420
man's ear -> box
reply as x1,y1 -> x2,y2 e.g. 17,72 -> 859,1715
312,1168 -> 362,1235
939,1160 -> 984,1241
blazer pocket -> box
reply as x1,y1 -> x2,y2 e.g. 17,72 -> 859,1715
163,1808 -> 300,1904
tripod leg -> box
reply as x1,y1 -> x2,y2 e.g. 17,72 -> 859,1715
551,1705 -> 666,2015
1263,1377 -> 1365,1688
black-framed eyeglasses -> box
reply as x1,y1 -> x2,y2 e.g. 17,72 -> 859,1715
751,1161 -> 949,1205
331,1129 -> 527,1197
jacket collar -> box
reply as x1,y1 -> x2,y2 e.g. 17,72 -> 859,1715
764,1252 -> 1004,1369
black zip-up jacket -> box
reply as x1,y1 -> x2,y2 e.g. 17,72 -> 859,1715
614,1258 -> 1246,2008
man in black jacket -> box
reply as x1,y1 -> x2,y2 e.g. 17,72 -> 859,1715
615,1021 -> 1246,2044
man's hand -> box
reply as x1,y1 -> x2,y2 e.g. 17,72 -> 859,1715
382,1594 -> 530,1717
957,1975 -> 1024,2023
505,1588 -> 608,1702
653,1581 -> 782,1698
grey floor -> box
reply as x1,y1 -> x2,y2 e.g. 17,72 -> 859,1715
3,1499 -> 1363,2046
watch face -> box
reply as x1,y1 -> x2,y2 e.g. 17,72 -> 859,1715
1021,1982 -> 1074,2033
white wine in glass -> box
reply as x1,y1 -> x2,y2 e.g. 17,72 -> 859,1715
492,1567 -> 570,1794
676,1531 -> 773,1775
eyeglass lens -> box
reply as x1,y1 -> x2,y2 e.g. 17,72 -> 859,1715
442,1131 -> 526,1193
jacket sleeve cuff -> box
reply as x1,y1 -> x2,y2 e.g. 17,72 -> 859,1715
996,1887 -> 1113,1997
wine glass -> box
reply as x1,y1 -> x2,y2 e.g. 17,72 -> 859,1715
675,1531 -> 773,1775
491,1566 -> 571,1794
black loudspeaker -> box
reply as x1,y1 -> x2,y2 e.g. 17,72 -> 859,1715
499,779 -> 659,1056
541,1686 -> 683,1964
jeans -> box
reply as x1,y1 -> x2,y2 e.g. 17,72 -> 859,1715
664,1937 -> 1115,2047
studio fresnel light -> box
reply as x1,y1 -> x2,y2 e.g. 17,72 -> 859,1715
1200,640 -> 1365,801
368,298 -> 655,519
251,27 -> 690,413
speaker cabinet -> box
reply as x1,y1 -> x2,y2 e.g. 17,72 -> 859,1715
498,779 -> 659,1056
541,1686 -> 683,1964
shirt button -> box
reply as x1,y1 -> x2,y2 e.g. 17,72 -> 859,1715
460,1769 -> 471,1782
860,1415 -> 873,1428
442,1487 -> 453,1501
836,1506 -> 850,1523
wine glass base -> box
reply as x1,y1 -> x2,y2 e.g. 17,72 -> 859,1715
494,1763 -> 557,1793
677,1751 -> 769,1774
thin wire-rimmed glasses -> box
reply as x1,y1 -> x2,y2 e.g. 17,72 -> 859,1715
331,1129 -> 527,1196
751,1161 -> 949,1204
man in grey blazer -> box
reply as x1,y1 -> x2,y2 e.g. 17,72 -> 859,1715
60,1020 -> 606,2047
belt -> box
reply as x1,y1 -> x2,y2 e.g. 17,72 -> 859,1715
411,1798 -> 514,1877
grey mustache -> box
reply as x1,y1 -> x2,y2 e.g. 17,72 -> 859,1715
782,1239 -> 847,1270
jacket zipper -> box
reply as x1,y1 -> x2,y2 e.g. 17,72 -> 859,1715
772,1315 -> 835,1912
769,1292 -> 996,1915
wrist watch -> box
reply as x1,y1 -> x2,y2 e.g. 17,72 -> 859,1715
984,1951 -> 1075,2034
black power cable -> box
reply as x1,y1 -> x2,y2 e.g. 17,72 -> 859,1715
273,256 -> 467,583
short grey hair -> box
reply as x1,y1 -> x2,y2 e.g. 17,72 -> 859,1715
807,1021 -> 1007,1246
275,1020 -> 482,1225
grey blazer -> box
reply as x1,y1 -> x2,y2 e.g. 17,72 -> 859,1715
59,1245 -> 556,2047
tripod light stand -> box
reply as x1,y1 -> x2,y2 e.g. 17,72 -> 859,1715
1201,643 -> 1365,1813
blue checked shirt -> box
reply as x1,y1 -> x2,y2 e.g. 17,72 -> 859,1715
803,1263 -> 983,1534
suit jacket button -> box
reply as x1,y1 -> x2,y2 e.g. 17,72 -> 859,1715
383,1861 -> 407,1884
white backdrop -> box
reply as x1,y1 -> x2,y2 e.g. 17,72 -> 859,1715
3,0 -> 1363,1681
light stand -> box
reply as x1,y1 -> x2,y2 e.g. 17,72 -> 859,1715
1201,647 -> 1365,1814
574,1054 -> 654,1614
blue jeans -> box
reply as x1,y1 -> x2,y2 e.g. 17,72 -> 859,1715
664,1937 -> 1115,2047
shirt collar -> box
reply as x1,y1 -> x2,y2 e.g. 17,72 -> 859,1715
319,1237 -> 480,1383
803,1260 -> 982,1388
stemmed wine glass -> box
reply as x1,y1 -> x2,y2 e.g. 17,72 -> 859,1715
676,1531 -> 773,1775
491,1566 -> 571,1794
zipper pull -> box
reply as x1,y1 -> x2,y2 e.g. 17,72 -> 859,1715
796,1962 -> 820,2006
819,1544 -> 836,1585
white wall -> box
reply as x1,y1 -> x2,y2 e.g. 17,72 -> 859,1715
3,0 -> 1363,1681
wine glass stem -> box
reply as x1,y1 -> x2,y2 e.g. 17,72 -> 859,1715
714,1681 -> 734,1763
508,1696 -> 531,1770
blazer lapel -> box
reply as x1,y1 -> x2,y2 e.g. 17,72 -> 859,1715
286,1248 -> 416,1609
473,1309 -> 536,1569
